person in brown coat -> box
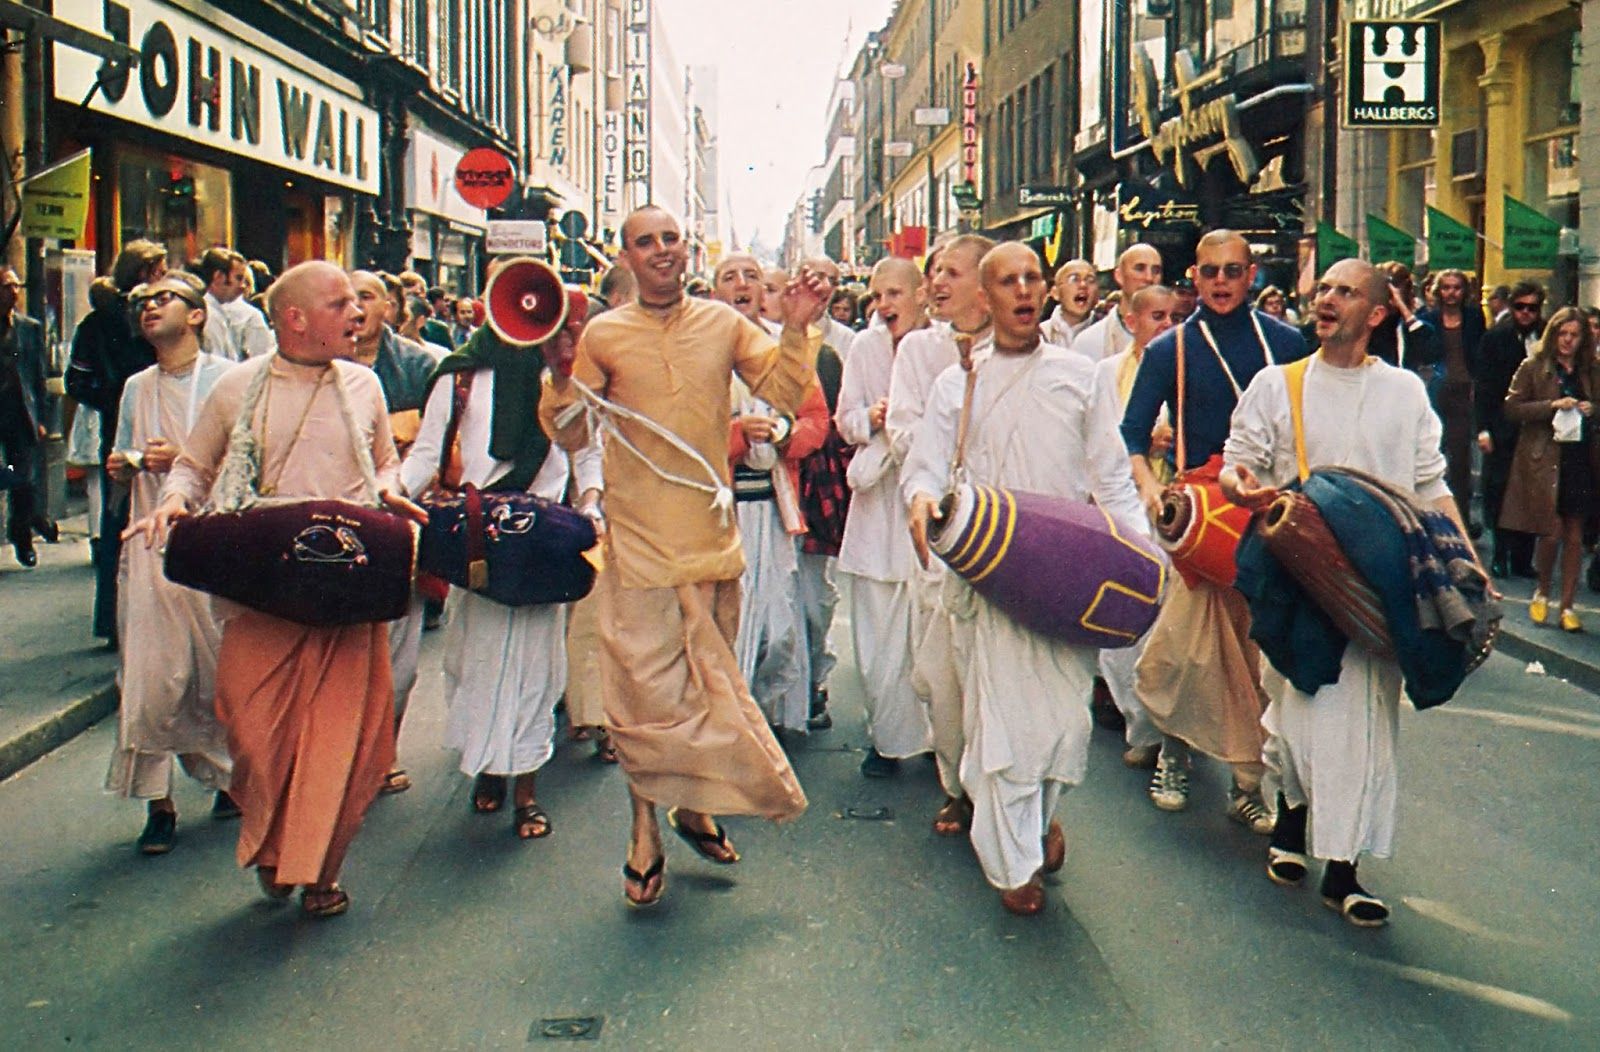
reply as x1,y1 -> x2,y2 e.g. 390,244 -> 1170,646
1500,306 -> 1600,631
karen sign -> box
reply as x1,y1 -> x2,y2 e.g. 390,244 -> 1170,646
52,0 -> 379,195
1345,21 -> 1441,128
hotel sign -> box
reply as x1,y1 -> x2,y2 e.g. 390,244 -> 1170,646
52,0 -> 379,195
1344,21 -> 1441,128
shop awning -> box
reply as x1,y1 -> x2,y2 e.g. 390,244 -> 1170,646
0,1 -> 139,66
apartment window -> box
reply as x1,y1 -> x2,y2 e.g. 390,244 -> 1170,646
606,7 -> 622,77
358,0 -> 391,41
1016,84 -> 1033,188
438,0 -> 460,93
401,0 -> 426,65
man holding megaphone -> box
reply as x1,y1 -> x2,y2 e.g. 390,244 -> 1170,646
540,205 -> 831,909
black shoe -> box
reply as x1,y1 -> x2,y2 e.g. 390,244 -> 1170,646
860,748 -> 899,778
1091,677 -> 1125,732
12,541 -> 36,567
211,790 -> 242,820
1319,860 -> 1390,928
807,686 -> 832,731
32,517 -> 59,544
137,808 -> 177,855
1491,557 -> 1509,579
1467,520 -> 1483,541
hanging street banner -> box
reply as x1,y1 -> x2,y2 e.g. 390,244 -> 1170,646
1425,206 -> 1476,272
1345,21 -> 1442,128
21,149 -> 91,241
1316,221 -> 1360,272
1503,194 -> 1562,271
1366,214 -> 1416,266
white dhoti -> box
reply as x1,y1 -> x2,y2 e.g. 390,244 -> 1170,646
441,588 -> 568,776
951,582 -> 1096,891
1261,649 -> 1401,862
733,500 -> 809,730
911,566 -> 966,797
387,595 -> 426,725
796,550 -> 839,691
845,573 -> 931,758
1097,641 -> 1161,749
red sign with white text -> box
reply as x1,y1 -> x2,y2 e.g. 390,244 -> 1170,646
455,147 -> 515,209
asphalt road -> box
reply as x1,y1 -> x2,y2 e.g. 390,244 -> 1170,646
2,614 -> 1596,1050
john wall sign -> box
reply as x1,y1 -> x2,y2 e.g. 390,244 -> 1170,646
52,0 -> 379,195
1344,21 -> 1441,128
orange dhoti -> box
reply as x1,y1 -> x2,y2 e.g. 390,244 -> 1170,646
215,610 -> 396,886
1134,573 -> 1269,767
596,569 -> 807,821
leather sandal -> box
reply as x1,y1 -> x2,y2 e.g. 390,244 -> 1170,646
622,856 -> 666,909
256,866 -> 295,901
514,804 -> 552,840
1042,820 -> 1066,874
472,773 -> 507,814
932,795 -> 973,837
1267,847 -> 1309,887
666,807 -> 740,864
380,769 -> 413,795
1000,877 -> 1046,916
301,885 -> 350,918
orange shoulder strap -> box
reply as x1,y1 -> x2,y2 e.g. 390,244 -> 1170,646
1283,356 -> 1311,483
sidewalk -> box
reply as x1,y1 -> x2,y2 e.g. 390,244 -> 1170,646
0,511 -> 118,782
1485,571 -> 1600,694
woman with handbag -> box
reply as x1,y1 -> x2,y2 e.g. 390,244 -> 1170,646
1500,307 -> 1600,631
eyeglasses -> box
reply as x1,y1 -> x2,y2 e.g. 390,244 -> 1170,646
1197,263 -> 1249,280
1057,273 -> 1095,285
1511,301 -> 1542,313
133,290 -> 199,311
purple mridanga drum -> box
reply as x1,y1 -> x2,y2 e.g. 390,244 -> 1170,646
929,484 -> 1165,648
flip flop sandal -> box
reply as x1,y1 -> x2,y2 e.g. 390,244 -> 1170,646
932,796 -> 973,837
256,866 -> 295,901
622,856 -> 666,909
595,734 -> 619,764
1267,847 -> 1309,887
666,807 -> 740,864
301,885 -> 350,918
472,773 -> 507,814
513,804 -> 552,840
379,769 -> 413,795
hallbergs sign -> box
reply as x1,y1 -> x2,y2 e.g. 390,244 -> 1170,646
52,0 -> 380,195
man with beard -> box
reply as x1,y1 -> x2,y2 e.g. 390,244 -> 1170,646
540,206 -> 826,908
836,257 -> 934,775
1417,269 -> 1487,531
1222,258 -> 1479,927
1120,229 -> 1308,830
904,242 -> 1097,916
1476,281 -> 1546,578
713,253 -> 829,732
1042,259 -> 1097,347
1072,245 -> 1164,361
886,233 -> 994,830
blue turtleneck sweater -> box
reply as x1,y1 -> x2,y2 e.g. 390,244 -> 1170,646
1120,304 -> 1309,470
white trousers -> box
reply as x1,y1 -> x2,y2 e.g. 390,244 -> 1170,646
388,596 -> 426,727
910,567 -> 965,797
442,589 -> 567,777
796,550 -> 839,691
734,500 -> 810,730
846,574 -> 932,757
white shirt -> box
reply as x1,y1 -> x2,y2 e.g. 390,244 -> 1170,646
886,322 -> 960,468
835,324 -> 915,581
1087,350 -> 1156,539
1073,310 -> 1135,362
201,292 -> 276,361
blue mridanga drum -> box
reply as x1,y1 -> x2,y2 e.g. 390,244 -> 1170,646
930,484 -> 1165,648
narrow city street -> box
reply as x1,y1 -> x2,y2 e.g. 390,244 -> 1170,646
1,604 -> 1594,1049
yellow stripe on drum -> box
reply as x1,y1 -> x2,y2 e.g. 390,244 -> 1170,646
947,486 -> 992,569
968,489 -> 1018,583
954,486 -> 1006,575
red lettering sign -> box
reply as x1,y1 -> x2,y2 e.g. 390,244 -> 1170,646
961,63 -> 979,183
455,147 -> 515,209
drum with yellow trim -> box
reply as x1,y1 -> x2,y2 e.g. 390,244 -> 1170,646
1155,479 -> 1253,589
930,484 -> 1166,648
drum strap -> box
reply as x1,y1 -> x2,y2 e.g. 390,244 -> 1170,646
1284,356 -> 1312,483
464,483 -> 489,591
950,365 -> 978,488
437,371 -> 474,492
1174,324 -> 1187,474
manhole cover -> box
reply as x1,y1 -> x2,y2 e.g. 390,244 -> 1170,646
532,1016 -> 604,1041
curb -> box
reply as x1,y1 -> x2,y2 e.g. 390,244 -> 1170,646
1489,627 -> 1600,698
0,681 -> 119,783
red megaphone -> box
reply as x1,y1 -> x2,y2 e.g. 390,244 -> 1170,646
484,257 -> 568,346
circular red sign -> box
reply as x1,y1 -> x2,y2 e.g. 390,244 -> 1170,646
454,147 -> 515,209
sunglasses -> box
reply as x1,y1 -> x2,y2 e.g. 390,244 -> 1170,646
1197,263 -> 1249,280
1511,301 -> 1542,312
133,289 -> 200,311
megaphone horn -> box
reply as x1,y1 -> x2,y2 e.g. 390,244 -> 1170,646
484,256 -> 568,347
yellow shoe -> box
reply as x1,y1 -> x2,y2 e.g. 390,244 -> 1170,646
1561,608 -> 1582,633
1530,593 -> 1549,625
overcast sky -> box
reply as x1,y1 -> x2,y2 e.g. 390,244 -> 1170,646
652,0 -> 893,253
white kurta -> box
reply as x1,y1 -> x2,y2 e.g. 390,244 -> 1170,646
731,429 -> 810,732
106,355 -> 234,799
903,340 -> 1100,890
201,293 -> 275,362
887,322 -> 967,791
1073,310 -> 1135,362
1224,354 -> 1449,862
401,371 -> 602,776
1087,350 -> 1165,751
836,326 -> 932,757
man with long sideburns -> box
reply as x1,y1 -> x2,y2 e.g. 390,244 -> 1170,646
131,261 -> 422,919
540,206 -> 827,908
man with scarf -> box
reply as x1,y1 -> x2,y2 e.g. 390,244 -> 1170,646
1120,229 -> 1308,830
401,276 -> 602,840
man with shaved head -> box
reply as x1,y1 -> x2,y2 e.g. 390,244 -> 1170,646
1120,229 -> 1308,832
886,233 -> 992,826
541,205 -> 828,908
835,256 -> 933,774
1042,259 -> 1098,346
1073,244 -> 1164,362
902,242 -> 1102,916
131,260 -> 423,918
800,256 -> 856,359
1219,258 -> 1481,927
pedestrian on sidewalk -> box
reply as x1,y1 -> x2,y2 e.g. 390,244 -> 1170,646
129,261 -> 421,919
1475,282 -> 1547,578
103,271 -> 236,853
0,263 -> 53,566
1500,307 -> 1600,632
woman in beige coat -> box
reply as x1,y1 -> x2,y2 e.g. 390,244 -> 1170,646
1500,307 -> 1600,630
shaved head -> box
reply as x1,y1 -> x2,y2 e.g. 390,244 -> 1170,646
714,253 -> 762,284
979,242 -> 1039,285
620,204 -> 681,245
266,261 -> 347,327
871,256 -> 922,288
265,261 -> 361,362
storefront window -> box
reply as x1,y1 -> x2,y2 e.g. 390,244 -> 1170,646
1523,30 -> 1580,227
1076,0 -> 1105,147
116,147 -> 231,268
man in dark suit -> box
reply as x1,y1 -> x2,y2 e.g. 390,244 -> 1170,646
1474,280 -> 1546,577
1417,268 -> 1488,531
0,264 -> 53,566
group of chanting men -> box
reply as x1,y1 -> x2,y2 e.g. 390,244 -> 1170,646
110,203 -> 1475,926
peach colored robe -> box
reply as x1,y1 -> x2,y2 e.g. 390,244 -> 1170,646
164,355 -> 402,884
